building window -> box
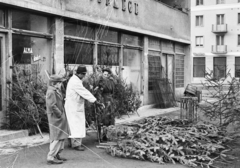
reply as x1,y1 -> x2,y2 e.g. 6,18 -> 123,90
98,28 -> 119,43
196,36 -> 204,47
175,55 -> 185,88
12,10 -> 52,34
148,51 -> 162,91
196,15 -> 204,26
123,48 -> 142,91
64,20 -> 94,39
235,57 -> 240,77
216,0 -> 225,4
98,45 -> 119,66
238,13 -> 240,24
196,0 -> 203,5
11,10 -> 53,77
193,57 -> 205,77
217,14 -> 224,25
216,35 -> 224,45
214,57 -> 226,79
64,41 -> 93,64
238,35 -> 240,46
0,9 -> 5,27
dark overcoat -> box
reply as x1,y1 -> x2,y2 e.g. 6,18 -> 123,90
46,86 -> 70,141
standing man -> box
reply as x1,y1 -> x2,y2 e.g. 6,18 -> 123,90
65,66 -> 103,151
46,75 -> 70,165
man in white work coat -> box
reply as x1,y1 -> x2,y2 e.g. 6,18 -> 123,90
65,66 -> 103,151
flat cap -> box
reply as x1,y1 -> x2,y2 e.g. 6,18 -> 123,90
49,74 -> 64,82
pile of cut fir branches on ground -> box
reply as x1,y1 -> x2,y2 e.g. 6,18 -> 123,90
106,116 -> 234,168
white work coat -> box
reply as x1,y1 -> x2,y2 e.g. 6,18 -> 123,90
65,74 -> 96,138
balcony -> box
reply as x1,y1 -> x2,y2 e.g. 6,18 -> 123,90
212,45 -> 227,54
212,24 -> 228,34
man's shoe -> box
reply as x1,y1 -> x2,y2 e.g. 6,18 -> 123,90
56,154 -> 67,161
73,146 -> 85,151
47,158 -> 63,164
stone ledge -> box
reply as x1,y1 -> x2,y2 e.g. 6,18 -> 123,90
0,130 -> 28,142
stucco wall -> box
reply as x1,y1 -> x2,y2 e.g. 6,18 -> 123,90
64,0 -> 190,42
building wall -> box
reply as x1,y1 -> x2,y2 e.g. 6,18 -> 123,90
0,0 -> 191,113
191,0 -> 240,83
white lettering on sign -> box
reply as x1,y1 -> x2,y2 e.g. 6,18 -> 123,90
93,0 -> 139,15
33,55 -> 41,62
23,48 -> 33,54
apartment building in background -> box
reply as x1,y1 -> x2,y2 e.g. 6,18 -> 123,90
191,0 -> 240,83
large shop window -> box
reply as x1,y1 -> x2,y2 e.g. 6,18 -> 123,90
235,57 -> 240,77
193,57 -> 205,77
98,45 -> 119,66
123,49 -> 141,91
12,10 -> 52,33
64,21 -> 94,39
148,51 -> 162,91
64,41 -> 93,64
12,34 -> 52,76
214,57 -> 226,79
175,55 -> 184,88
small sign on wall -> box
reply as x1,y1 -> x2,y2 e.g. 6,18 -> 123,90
33,55 -> 41,62
23,47 -> 33,54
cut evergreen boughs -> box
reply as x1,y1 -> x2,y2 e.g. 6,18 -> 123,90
106,116 -> 232,167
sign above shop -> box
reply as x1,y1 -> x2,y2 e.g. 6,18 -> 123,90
94,0 -> 139,15
193,53 -> 205,56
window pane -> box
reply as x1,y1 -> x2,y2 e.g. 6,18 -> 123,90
13,34 -> 51,64
0,9 -> 4,27
123,49 -> 141,91
64,21 -> 94,39
193,57 -> 205,77
98,29 -> 118,43
148,51 -> 161,91
12,10 -> 52,33
238,13 -> 240,24
98,45 -> 119,66
122,34 -> 142,46
214,57 -> 226,78
238,35 -> 240,45
235,57 -> 240,77
175,55 -> 184,88
64,41 -> 93,64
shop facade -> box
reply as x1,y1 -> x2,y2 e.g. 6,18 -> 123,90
0,0 -> 190,124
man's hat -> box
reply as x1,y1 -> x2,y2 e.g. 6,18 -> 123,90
102,68 -> 112,74
49,74 -> 64,82
76,66 -> 87,74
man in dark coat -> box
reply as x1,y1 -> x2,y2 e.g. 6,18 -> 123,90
46,75 -> 70,164
95,68 -> 116,141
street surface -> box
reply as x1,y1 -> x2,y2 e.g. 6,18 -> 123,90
0,132 -> 188,168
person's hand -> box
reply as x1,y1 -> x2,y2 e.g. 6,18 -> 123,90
95,101 -> 105,109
